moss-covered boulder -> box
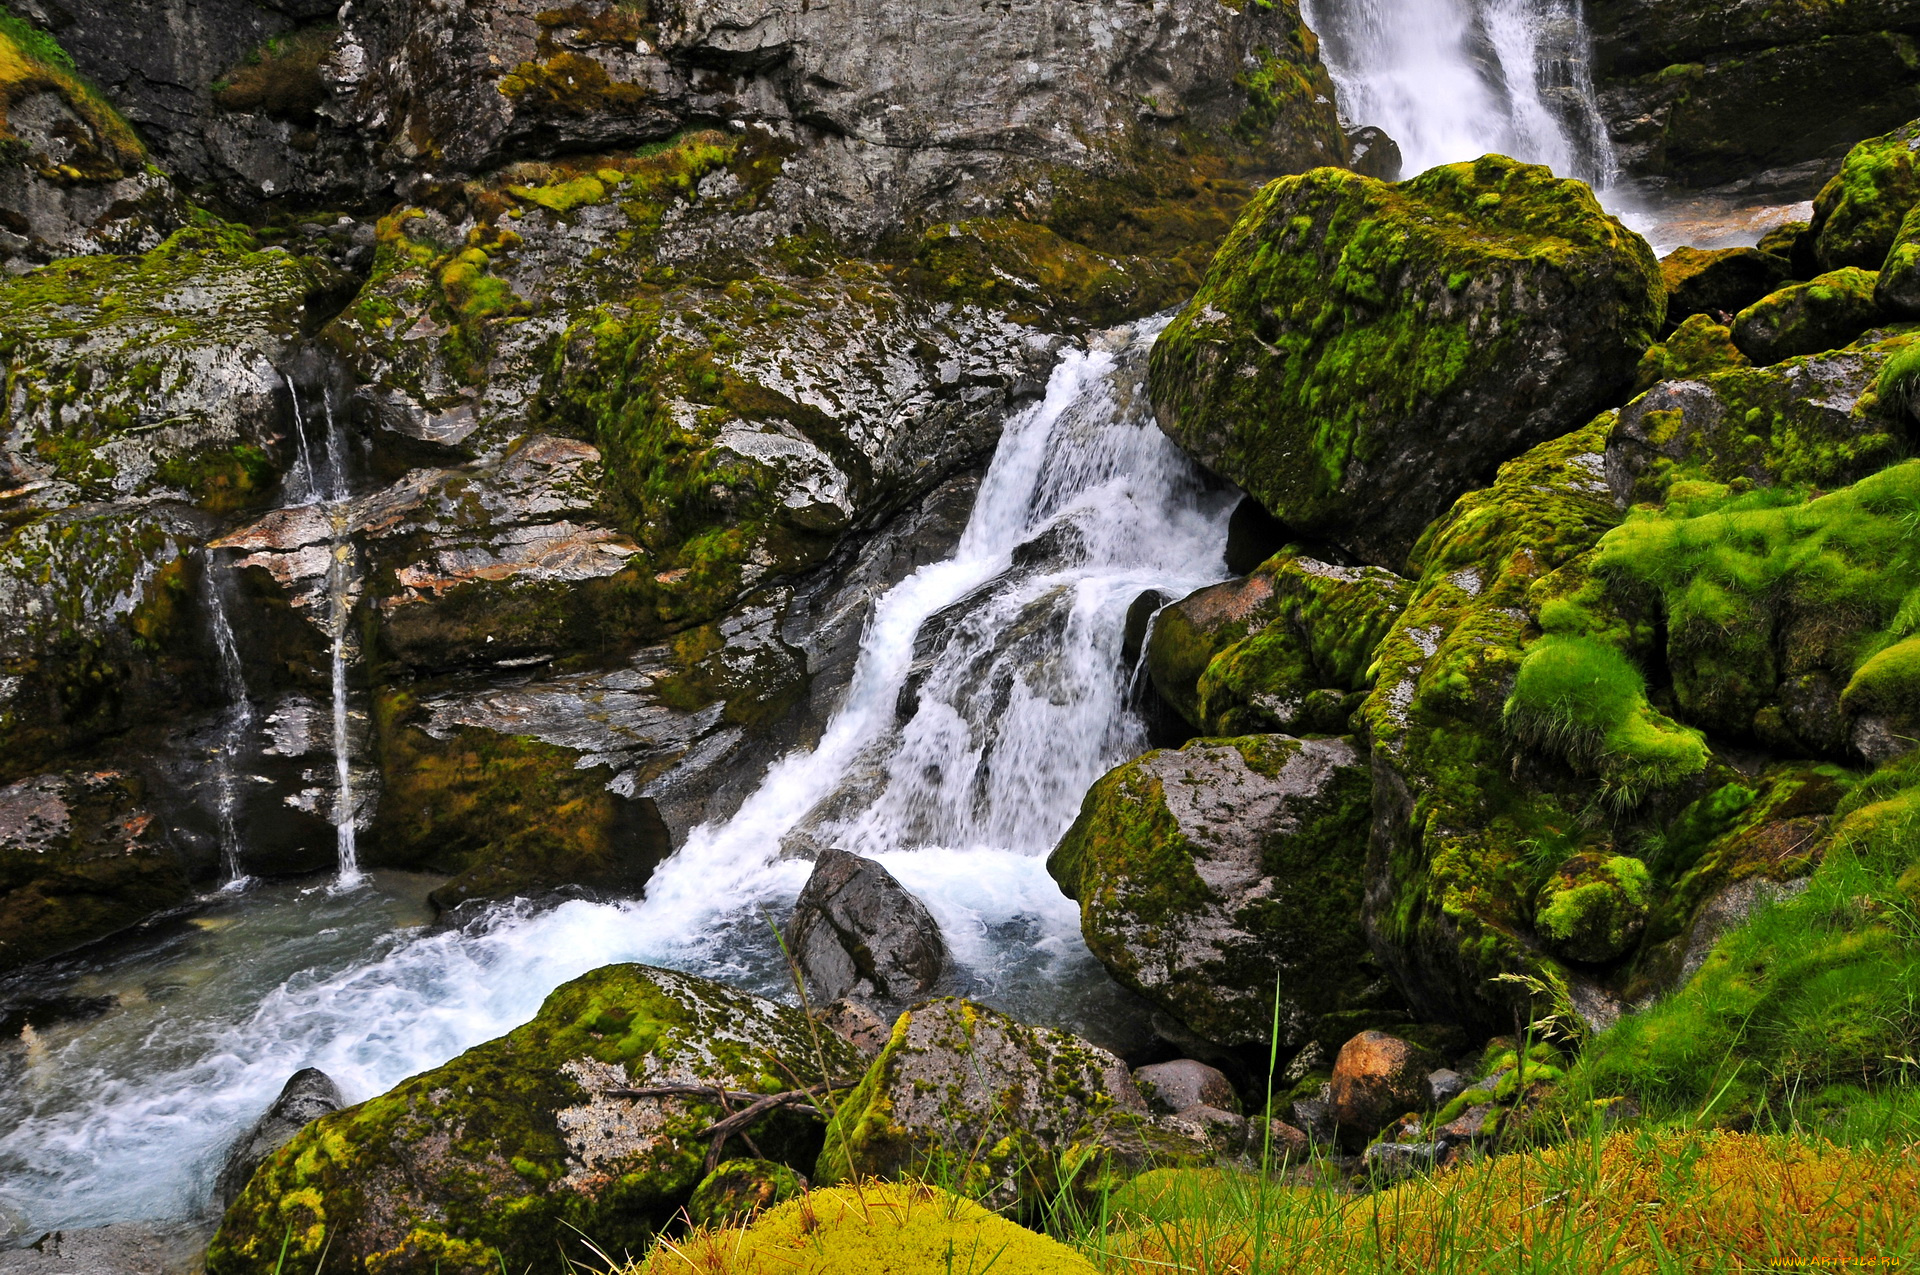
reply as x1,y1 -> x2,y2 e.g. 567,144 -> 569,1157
0,769 -> 197,972
206,965 -> 863,1275
1048,735 -> 1377,1049
1146,550 -> 1409,736
637,1182 -> 1098,1275
1661,246 -> 1793,329
1148,155 -> 1663,567
816,998 -> 1182,1209
1731,268 -> 1884,366
1813,118 -> 1920,273
1533,853 -> 1653,964
1877,205 -> 1920,318
1633,313 -> 1750,393
685,1158 -> 806,1227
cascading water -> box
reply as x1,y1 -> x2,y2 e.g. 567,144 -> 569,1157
0,318 -> 1235,1235
202,561 -> 256,889
1303,0 -> 1616,185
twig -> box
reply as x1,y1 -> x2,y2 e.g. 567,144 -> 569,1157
603,1081 -> 851,1171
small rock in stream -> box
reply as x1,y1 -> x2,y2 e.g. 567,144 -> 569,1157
214,1067 -> 344,1207
787,849 -> 948,1005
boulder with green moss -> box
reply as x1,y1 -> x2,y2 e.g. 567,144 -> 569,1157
0,769 -> 198,973
1661,246 -> 1794,329
1812,118 -> 1920,273
1146,550 -> 1409,737
1731,269 -> 1884,366
1877,205 -> 1920,317
206,964 -> 863,1275
685,1158 -> 806,1226
816,998 -> 1193,1209
1633,313 -> 1750,393
1532,853 -> 1653,964
1149,155 -> 1663,567
1048,735 -> 1378,1048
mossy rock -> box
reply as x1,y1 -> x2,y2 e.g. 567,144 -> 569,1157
206,964 -> 863,1275
816,998 -> 1185,1210
686,1158 -> 807,1227
1533,852 -> 1653,964
1047,734 -> 1377,1049
1877,203 -> 1920,318
635,1182 -> 1098,1274
1660,245 -> 1793,330
1731,268 -> 1884,366
1813,118 -> 1920,273
1607,326 -> 1917,513
1147,549 -> 1409,736
1634,313 -> 1750,393
911,218 -> 1189,327
1148,154 -> 1663,567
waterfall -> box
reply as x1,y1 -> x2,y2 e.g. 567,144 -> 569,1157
1303,0 -> 1617,186
0,318 -> 1236,1232
203,559 -> 255,889
318,392 -> 361,886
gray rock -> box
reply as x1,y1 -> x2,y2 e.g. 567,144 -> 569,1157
215,1068 -> 344,1208
1290,1088 -> 1335,1146
0,1221 -> 210,1275
1426,1068 -> 1468,1111
1158,1104 -> 1249,1155
787,849 -> 947,1005
1363,1140 -> 1441,1182
1133,1059 -> 1240,1116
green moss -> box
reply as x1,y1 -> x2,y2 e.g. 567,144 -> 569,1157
1533,852 -> 1654,963
207,965 -> 861,1275
1731,267 -> 1883,366
910,218 -> 1187,327
685,1158 -> 806,1226
1634,313 -> 1751,393
1813,118 -> 1920,272
1504,634 -> 1708,807
1149,155 -> 1662,563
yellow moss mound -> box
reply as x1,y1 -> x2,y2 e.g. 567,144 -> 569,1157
1101,1130 -> 1920,1273
634,1182 -> 1096,1275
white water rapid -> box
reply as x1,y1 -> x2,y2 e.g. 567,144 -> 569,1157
0,319 -> 1236,1235
1303,0 -> 1616,185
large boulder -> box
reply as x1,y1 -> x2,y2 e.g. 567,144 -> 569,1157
816,998 -> 1175,1208
1731,269 -> 1883,366
1048,734 -> 1377,1049
787,849 -> 948,1006
206,965 -> 863,1275
1811,119 -> 1920,273
1148,155 -> 1663,568
1660,246 -> 1793,328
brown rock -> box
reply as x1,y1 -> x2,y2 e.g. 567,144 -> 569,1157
1132,1059 -> 1239,1115
816,998 -> 893,1058
1327,1031 -> 1438,1139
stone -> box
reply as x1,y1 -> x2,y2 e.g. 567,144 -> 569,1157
1159,1105 -> 1250,1156
1427,1069 -> 1468,1111
0,1222 -> 210,1275
1534,854 -> 1654,965
1049,734 -> 1375,1050
1259,1117 -> 1312,1163
1634,314 -> 1750,393
1148,155 -> 1662,568
214,1068 -> 344,1207
816,998 -> 1172,1209
787,849 -> 948,1005
1327,1032 -> 1441,1141
686,1159 -> 807,1227
1363,1140 -> 1441,1182
1289,1089 -> 1335,1146
1146,551 -> 1409,737
1660,246 -> 1794,327
1132,1060 -> 1240,1116
1876,204 -> 1920,317
206,965 -> 863,1275
0,771 -> 193,975
1732,269 -> 1884,366
816,998 -> 893,1058
1812,119 -> 1920,272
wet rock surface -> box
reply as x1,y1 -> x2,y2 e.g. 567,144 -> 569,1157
0,1221 -> 211,1275
1049,734 -> 1380,1050
787,849 -> 948,1006
214,1067 -> 344,1208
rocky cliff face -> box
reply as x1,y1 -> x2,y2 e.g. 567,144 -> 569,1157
0,0 -> 1350,970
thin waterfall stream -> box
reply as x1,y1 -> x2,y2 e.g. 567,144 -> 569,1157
0,319 -> 1234,1235
202,562 -> 256,890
